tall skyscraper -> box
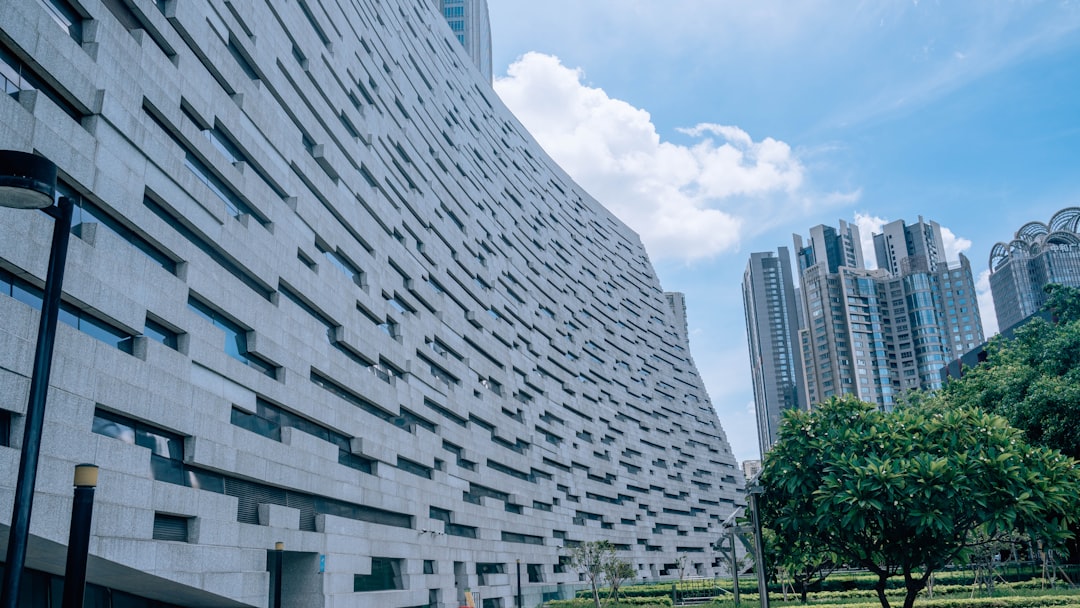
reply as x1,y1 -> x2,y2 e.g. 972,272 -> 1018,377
440,0 -> 493,81
744,217 -> 985,434
794,219 -> 864,274
794,218 -> 984,408
874,216 -> 947,275
990,207 -> 1080,330
742,248 -> 804,457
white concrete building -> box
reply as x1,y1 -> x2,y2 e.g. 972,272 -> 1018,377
0,0 -> 743,606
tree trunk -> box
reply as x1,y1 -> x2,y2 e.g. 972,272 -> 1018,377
798,580 -> 808,603
591,584 -> 601,608
902,574 -> 928,608
875,574 -> 891,608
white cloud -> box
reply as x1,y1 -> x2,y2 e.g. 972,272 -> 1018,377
494,52 -> 813,261
854,212 -> 888,269
941,226 -> 972,261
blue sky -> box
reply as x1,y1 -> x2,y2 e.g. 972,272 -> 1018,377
485,1 -> 1080,465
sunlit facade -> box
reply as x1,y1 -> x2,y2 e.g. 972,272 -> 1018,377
742,248 -> 804,457
784,218 -> 983,410
0,0 -> 742,606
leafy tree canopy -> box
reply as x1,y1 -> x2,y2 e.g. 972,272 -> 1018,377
943,284 -> 1080,459
759,396 -> 1080,608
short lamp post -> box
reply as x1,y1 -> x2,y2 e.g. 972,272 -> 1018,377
0,150 -> 74,608
271,542 -> 284,608
61,464 -> 98,608
516,559 -> 522,608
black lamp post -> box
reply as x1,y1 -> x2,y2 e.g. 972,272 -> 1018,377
61,464 -> 99,608
0,150 -> 74,608
271,542 -> 283,608
516,559 -> 522,608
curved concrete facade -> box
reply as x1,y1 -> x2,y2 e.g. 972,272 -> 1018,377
0,0 -> 743,606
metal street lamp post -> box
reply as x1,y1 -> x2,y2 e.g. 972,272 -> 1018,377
719,507 -> 746,607
516,559 -> 522,608
0,150 -> 74,608
271,542 -> 284,608
748,482 -> 769,608
61,464 -> 99,608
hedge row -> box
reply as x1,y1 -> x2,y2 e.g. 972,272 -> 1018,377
775,569 -> 1080,593
545,597 -> 673,608
727,595 -> 1080,608
582,568 -> 1078,599
572,570 -> 1077,603
767,579 -> 1070,602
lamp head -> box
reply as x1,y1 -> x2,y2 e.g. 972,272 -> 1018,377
0,150 -> 57,209
73,464 -> 99,488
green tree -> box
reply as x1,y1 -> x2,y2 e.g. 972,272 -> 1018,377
566,541 -> 629,608
763,525 -> 837,602
943,284 -> 1080,459
759,396 -> 1080,608
603,558 -> 636,604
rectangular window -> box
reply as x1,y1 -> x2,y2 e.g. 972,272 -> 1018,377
152,513 -> 190,542
527,563 -> 544,583
183,152 -> 266,226
501,531 -> 543,545
144,196 -> 273,300
188,295 -> 276,378
69,187 -> 179,274
92,408 -> 185,485
396,456 -> 432,479
0,268 -> 135,353
143,317 -> 179,350
203,123 -> 247,166
354,558 -> 403,592
0,410 -> 10,448
36,0 -> 84,43
476,563 -> 505,586
0,44 -> 83,122
230,398 -> 374,478
310,371 -> 398,426
142,104 -> 268,227
318,242 -> 365,287
227,35 -> 260,80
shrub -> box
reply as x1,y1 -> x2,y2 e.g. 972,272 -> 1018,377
546,597 -> 673,608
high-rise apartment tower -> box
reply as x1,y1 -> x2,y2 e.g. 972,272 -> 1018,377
440,0 -> 493,81
795,218 -> 984,408
742,248 -> 804,457
744,217 -> 984,435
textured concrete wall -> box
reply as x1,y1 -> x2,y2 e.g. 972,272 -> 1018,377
0,0 -> 744,606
